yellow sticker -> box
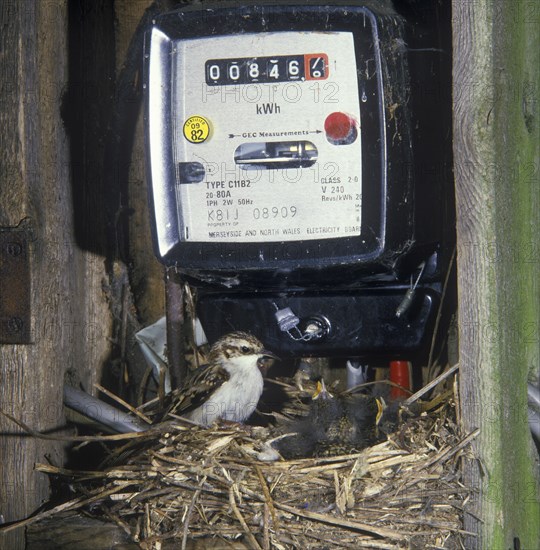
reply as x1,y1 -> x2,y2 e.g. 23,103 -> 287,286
183,115 -> 211,144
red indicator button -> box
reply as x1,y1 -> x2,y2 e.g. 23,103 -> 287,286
324,112 -> 357,144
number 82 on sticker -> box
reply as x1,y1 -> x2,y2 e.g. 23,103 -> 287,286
183,115 -> 211,144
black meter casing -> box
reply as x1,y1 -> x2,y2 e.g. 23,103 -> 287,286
144,1 -> 454,357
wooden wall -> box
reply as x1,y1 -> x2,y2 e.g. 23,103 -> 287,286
0,1 -> 112,547
453,0 -> 540,547
116,0 -> 165,325
0,1 -> 166,545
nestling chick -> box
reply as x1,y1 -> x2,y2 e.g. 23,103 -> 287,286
161,332 -> 278,426
274,380 -> 383,458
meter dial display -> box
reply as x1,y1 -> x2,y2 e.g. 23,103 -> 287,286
205,53 -> 329,85
171,31 -> 361,244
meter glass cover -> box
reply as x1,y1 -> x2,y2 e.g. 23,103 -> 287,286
171,32 -> 362,244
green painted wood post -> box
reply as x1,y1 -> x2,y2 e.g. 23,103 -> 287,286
452,0 -> 540,548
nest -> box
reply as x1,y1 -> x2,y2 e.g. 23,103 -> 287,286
15,369 -> 476,549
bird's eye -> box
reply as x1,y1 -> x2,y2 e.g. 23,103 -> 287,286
241,345 -> 251,353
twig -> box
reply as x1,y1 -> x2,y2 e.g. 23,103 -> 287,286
0,407 -> 160,442
95,383 -> 152,424
35,463 -> 107,479
182,477 -> 206,550
145,502 -> 151,541
103,509 -> 133,539
0,481 -> 133,533
274,502 -> 407,541
404,363 -> 460,406
422,389 -> 454,413
425,429 -> 480,469
120,282 -> 131,390
254,466 -> 278,532
229,486 -> 263,550
427,245 -> 456,374
262,504 -> 270,550
138,365 -> 154,407
343,379 -> 412,396
301,529 -> 395,549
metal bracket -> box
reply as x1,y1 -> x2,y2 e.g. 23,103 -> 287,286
0,225 -> 31,344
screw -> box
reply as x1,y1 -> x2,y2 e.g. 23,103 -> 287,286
6,242 -> 23,257
305,322 -> 322,335
302,316 -> 331,340
7,317 -> 24,333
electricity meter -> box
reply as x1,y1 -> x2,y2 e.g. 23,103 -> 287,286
144,2 -> 454,356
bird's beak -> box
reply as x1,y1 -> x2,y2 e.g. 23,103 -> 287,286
257,349 -> 279,376
375,397 -> 387,425
312,379 -> 333,400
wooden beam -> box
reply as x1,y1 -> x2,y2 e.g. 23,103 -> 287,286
452,0 -> 540,547
115,0 -> 166,324
0,1 -> 112,547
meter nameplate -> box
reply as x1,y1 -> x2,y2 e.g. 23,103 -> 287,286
172,32 -> 361,244
0,228 -> 31,344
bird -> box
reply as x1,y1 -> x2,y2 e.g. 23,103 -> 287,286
161,331 -> 278,427
274,380 -> 384,458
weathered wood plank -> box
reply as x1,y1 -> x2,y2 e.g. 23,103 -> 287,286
0,1 -> 112,547
452,0 -> 540,547
115,0 -> 166,325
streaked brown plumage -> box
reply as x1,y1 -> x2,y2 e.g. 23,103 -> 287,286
162,332 -> 277,426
